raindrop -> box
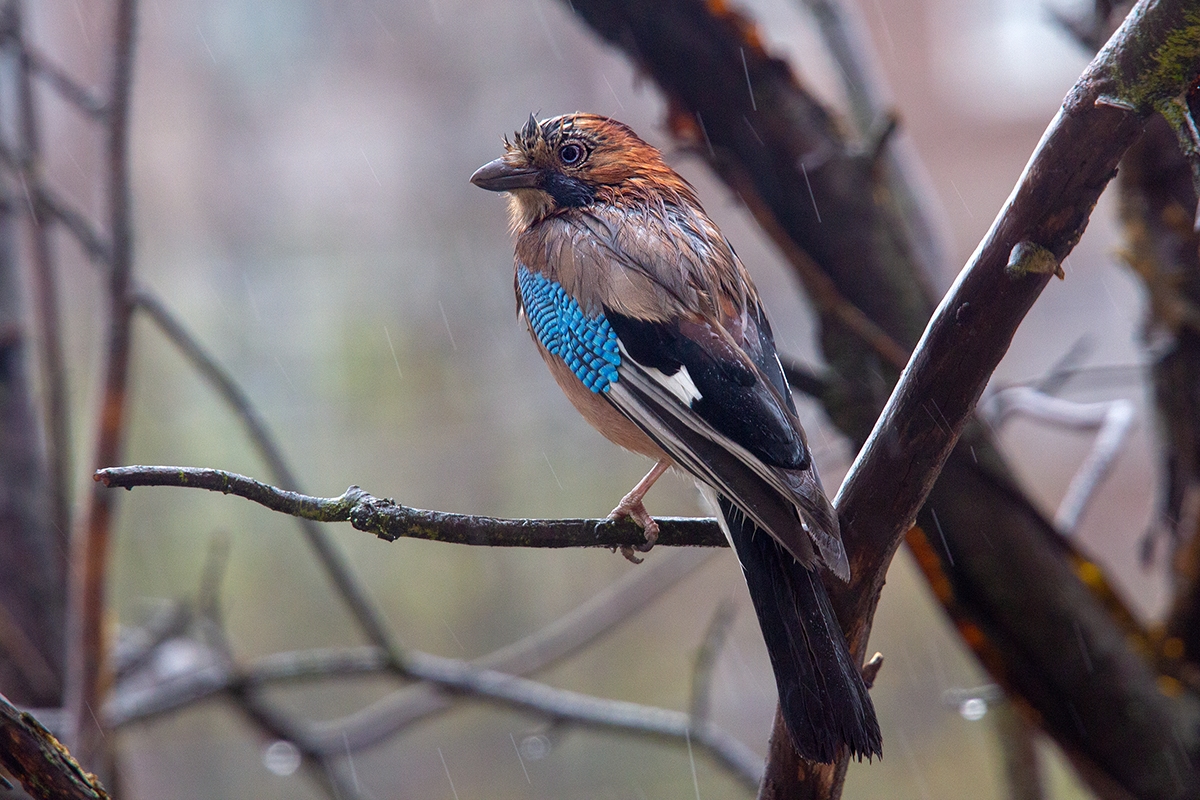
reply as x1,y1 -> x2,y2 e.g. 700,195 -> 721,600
263,740 -> 301,776
519,734 -> 552,761
959,697 -> 987,721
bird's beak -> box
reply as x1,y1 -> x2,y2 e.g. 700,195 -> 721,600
470,157 -> 541,192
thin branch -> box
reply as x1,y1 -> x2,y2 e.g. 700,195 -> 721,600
797,0 -> 883,136
94,465 -> 727,549
23,46 -> 107,119
132,288 -> 409,661
12,0 -> 73,558
1033,336 -> 1096,396
64,0 -> 137,770
195,604 -> 369,800
980,386 -> 1135,534
299,549 -> 714,753
0,693 -> 109,800
107,641 -> 763,790
796,0 -> 953,284
992,701 -> 1046,800
36,188 -> 110,264
723,176 -> 911,370
689,599 -> 737,724
107,551 -> 720,785
110,600 -> 190,682
107,553 -> 715,736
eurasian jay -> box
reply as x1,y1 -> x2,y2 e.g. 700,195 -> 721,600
471,113 -> 880,763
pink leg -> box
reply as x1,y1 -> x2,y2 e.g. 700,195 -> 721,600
610,459 -> 671,561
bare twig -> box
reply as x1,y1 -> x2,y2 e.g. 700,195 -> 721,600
0,693 -> 109,800
992,701 -> 1046,800
797,0 -> 952,284
979,387 -> 1135,534
23,46 -> 107,119
110,600 -> 190,682
1033,336 -> 1096,396
108,554 -> 715,731
107,641 -> 763,790
721,174 -> 911,370
36,188 -> 110,264
108,550 -> 726,793
95,465 -> 727,549
10,0 -> 72,554
689,599 -> 737,724
133,288 -> 409,661
301,549 -> 714,752
64,0 -> 137,769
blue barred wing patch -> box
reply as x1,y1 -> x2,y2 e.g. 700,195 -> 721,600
517,265 -> 620,393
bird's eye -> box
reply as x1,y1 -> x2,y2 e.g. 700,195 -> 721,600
558,143 -> 585,166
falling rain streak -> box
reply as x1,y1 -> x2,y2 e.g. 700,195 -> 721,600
800,162 -> 821,223
685,727 -> 702,800
695,112 -> 715,157
342,732 -> 361,792
601,73 -> 626,111
950,180 -> 973,219
740,47 -> 756,111
510,732 -> 532,784
542,451 -> 564,489
742,115 -> 763,146
384,324 -> 403,379
438,748 -> 461,800
438,300 -> 458,350
930,508 -> 953,566
361,147 -> 382,187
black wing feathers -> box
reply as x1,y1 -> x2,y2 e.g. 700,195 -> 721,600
719,496 -> 882,762
746,301 -> 796,413
605,310 -> 809,471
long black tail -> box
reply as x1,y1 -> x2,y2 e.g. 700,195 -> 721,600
719,496 -> 882,763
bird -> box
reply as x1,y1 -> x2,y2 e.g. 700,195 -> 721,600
470,112 -> 881,764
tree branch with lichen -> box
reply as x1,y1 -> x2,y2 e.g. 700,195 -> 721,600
0,693 -> 109,800
94,465 -> 727,549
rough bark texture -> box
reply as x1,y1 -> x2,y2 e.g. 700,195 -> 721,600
0,694 -> 108,800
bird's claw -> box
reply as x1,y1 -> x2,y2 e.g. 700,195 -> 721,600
609,497 -> 659,563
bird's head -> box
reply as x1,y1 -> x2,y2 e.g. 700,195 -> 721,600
471,113 -> 693,231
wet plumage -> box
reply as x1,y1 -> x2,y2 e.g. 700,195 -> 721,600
471,113 -> 881,763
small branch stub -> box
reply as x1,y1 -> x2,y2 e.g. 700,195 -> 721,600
861,652 -> 884,689
1006,241 -> 1065,280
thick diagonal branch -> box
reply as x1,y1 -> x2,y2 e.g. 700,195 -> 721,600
561,0 -> 1200,797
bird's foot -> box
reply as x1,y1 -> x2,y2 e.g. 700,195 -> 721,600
609,495 -> 660,564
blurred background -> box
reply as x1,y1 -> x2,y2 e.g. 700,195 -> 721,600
23,0 -> 1157,796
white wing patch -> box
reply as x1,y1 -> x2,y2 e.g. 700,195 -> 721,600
646,364 -> 702,406
617,341 -> 702,406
